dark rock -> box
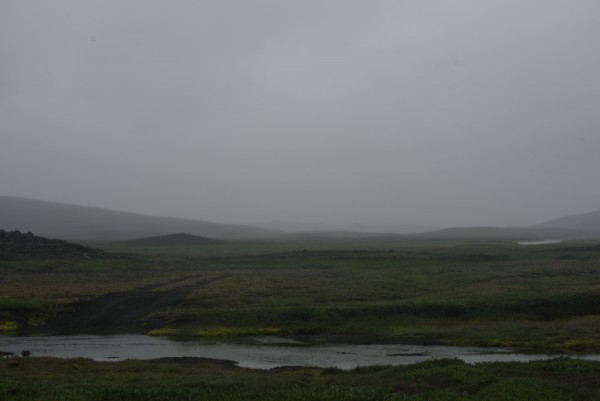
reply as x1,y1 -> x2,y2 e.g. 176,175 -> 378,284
0,230 -> 105,260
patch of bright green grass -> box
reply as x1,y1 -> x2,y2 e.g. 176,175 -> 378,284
148,326 -> 282,338
193,326 -> 282,337
0,320 -> 18,333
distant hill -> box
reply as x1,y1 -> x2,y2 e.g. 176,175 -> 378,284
253,221 -> 438,234
414,226 -> 582,240
118,233 -> 228,246
403,209 -> 600,240
0,230 -> 105,260
282,230 -> 386,239
0,197 -> 280,241
535,209 -> 600,234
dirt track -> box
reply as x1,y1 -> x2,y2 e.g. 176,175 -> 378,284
39,275 -> 224,334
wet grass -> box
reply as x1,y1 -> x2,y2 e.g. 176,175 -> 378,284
139,240 -> 600,350
1,356 -> 600,400
2,239 -> 600,350
3,239 -> 600,399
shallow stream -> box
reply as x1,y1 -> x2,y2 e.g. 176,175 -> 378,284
2,335 -> 599,369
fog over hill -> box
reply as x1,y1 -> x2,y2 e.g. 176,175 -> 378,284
412,226 -> 599,241
0,197 -> 279,241
2,2 -> 599,229
118,233 -> 228,246
253,221 -> 439,235
412,210 -> 600,240
2,196 -> 599,241
535,210 -> 600,234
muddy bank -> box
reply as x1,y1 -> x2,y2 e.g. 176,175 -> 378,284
35,275 -> 225,335
149,357 -> 239,369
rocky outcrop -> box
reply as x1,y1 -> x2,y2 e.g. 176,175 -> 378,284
0,230 -> 104,260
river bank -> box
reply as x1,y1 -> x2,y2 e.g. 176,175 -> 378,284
2,354 -> 600,401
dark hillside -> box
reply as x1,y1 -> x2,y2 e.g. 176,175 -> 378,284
0,230 -> 105,260
0,196 -> 280,240
118,233 -> 228,246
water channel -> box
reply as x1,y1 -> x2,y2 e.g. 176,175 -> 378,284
2,335 -> 599,369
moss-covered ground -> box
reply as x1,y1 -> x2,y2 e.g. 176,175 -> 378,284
2,237 -> 600,399
1,238 -> 600,351
1,356 -> 600,401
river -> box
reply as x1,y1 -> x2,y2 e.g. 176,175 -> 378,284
2,335 -> 599,369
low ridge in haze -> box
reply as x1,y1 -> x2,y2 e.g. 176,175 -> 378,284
2,196 -> 599,242
118,233 -> 228,246
0,196 -> 279,241
535,209 -> 600,233
414,210 -> 600,240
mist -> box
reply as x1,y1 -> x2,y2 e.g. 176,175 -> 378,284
1,0 -> 599,228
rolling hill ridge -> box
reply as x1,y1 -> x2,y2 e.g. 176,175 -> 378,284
2,196 -> 599,241
0,196 -> 279,241
534,209 -> 600,233
118,233 -> 228,246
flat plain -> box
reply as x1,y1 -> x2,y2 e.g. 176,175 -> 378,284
2,236 -> 600,400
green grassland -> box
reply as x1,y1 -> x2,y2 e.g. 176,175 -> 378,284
2,238 -> 600,350
2,237 -> 600,400
1,356 -> 600,401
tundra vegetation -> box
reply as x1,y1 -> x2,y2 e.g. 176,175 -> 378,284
2,356 -> 600,400
1,235 -> 600,399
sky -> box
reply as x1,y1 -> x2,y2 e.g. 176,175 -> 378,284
1,0 -> 599,228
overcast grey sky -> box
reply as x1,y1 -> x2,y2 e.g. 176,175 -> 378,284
1,0 -> 599,228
